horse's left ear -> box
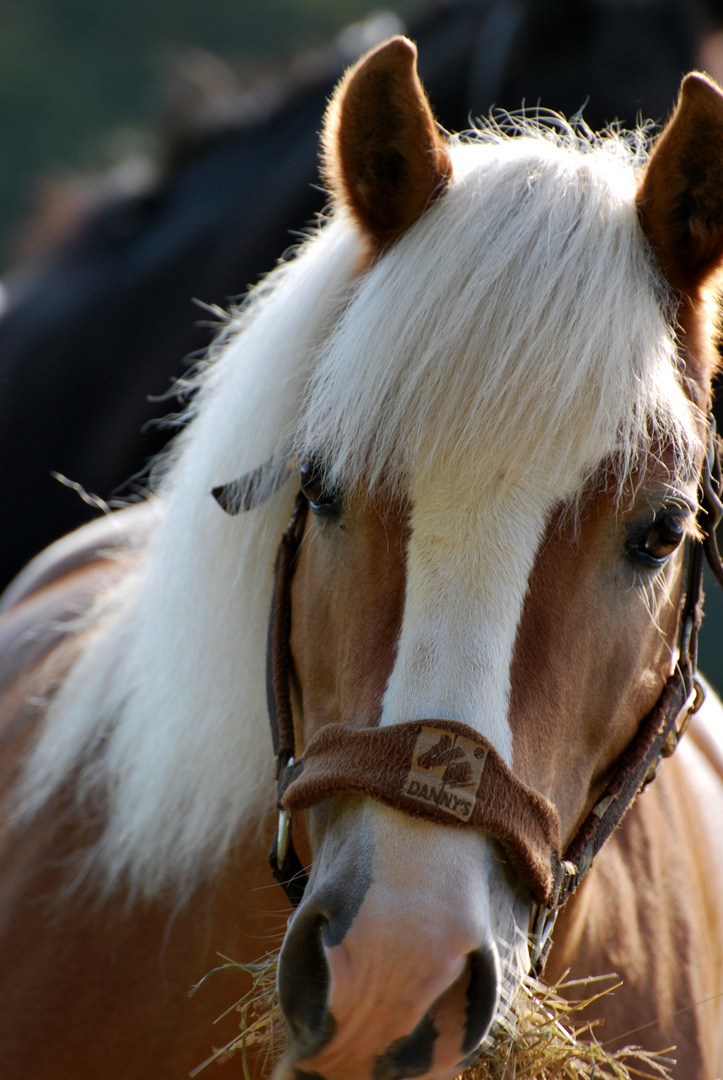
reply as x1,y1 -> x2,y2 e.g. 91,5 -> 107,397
638,73 -> 723,295
321,36 -> 452,247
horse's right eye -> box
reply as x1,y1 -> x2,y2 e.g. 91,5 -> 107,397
300,460 -> 342,516
626,510 -> 689,568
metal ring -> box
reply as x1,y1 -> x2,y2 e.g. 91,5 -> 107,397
529,905 -> 559,974
276,808 -> 291,870
275,754 -> 297,870
691,676 -> 707,715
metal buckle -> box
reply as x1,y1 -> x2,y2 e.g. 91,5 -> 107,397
528,858 -> 582,973
529,904 -> 558,975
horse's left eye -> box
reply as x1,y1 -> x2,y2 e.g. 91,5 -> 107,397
627,512 -> 688,567
300,460 -> 342,515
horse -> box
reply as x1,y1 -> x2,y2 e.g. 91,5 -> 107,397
1,33 -> 723,1080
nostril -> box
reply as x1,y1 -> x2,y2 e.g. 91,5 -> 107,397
462,945 -> 499,1054
278,910 -> 334,1053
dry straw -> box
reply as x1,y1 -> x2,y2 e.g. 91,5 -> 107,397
189,951 -> 675,1080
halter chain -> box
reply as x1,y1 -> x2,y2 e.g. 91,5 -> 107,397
215,426 -> 723,971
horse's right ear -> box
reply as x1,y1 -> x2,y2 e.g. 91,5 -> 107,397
321,36 -> 452,247
637,73 -> 723,294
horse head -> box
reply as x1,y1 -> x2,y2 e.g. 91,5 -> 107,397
259,39 -> 723,1080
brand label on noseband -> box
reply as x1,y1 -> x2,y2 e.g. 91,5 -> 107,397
403,726 -> 489,821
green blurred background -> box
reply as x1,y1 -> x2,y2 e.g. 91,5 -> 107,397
0,0 -> 418,265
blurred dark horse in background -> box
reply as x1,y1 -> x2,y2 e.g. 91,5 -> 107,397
0,0 -> 720,589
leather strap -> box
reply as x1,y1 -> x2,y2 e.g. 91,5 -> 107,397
212,463 -> 312,899
265,490 -> 308,761
264,491 -> 309,896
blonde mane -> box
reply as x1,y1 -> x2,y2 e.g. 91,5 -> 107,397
15,120 -> 702,899
301,120 -> 698,497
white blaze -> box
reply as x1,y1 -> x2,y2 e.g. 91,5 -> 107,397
382,477 -> 562,761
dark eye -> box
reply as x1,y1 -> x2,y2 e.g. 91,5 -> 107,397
299,459 -> 342,516
627,511 -> 688,567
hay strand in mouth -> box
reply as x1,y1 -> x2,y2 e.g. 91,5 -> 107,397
188,952 -> 283,1079
189,951 -> 675,1080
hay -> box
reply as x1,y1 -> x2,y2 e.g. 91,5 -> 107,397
464,972 -> 675,1080
189,951 -> 675,1080
188,952 -> 284,1079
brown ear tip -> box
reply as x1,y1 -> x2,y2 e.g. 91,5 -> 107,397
680,71 -> 723,104
353,35 -> 417,76
382,35 -> 417,58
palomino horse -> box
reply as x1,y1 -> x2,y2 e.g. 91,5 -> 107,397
1,36 -> 723,1080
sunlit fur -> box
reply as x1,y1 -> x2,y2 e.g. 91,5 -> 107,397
14,120 -> 702,898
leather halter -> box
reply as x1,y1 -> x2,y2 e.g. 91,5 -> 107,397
214,426 -> 723,970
